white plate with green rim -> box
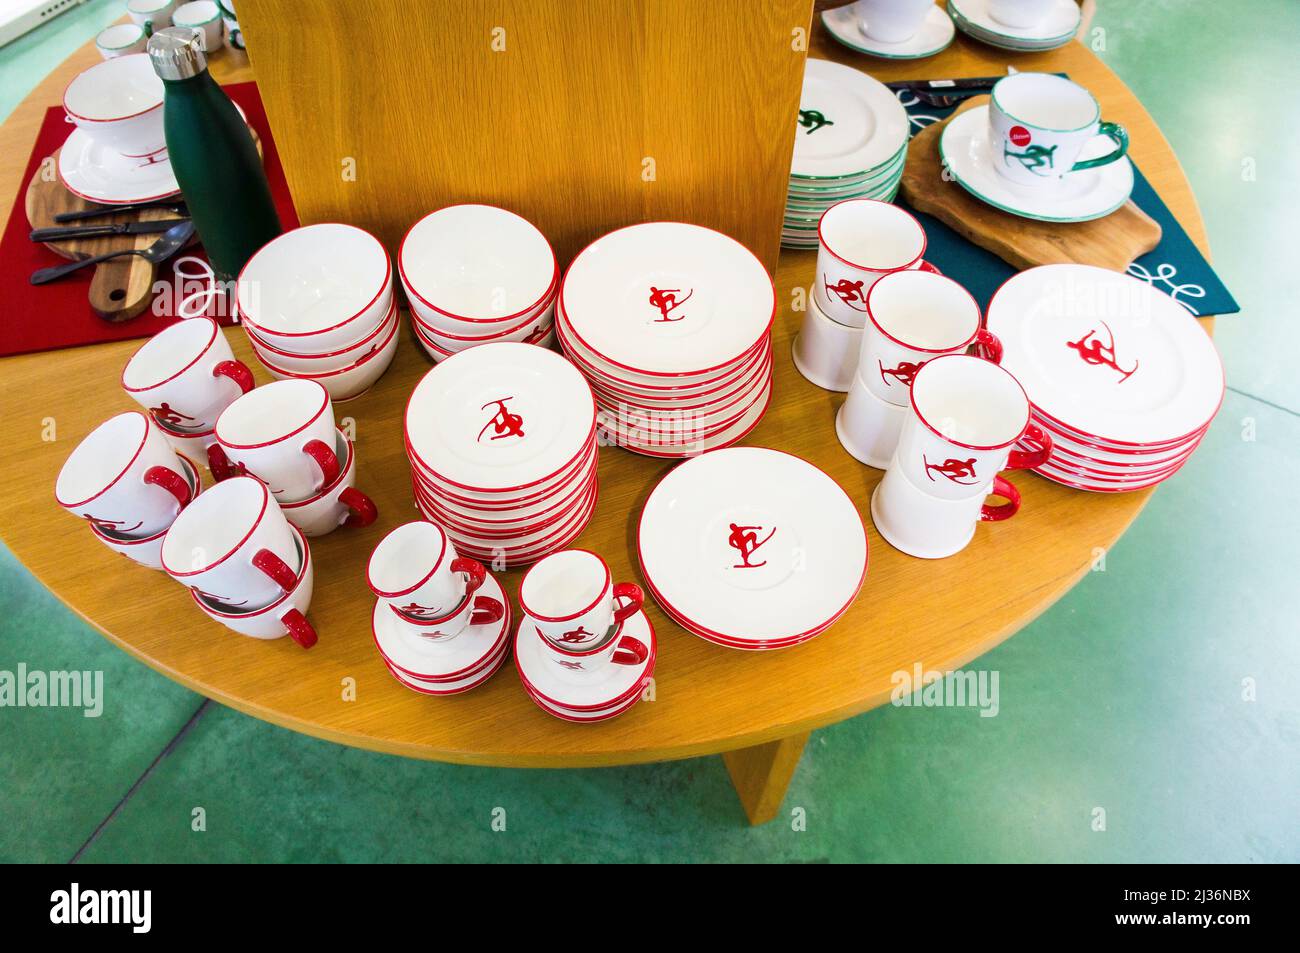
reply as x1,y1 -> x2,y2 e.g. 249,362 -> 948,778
939,105 -> 1132,223
948,0 -> 1079,46
821,3 -> 955,60
789,150 -> 906,191
788,142 -> 906,183
791,58 -> 909,180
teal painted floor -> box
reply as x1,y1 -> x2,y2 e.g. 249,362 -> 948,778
2,1 -> 1297,862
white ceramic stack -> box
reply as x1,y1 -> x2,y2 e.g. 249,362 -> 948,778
948,0 -> 1081,52
783,58 -> 910,250
399,204 -> 558,361
238,223 -> 399,402
557,222 -> 775,458
404,342 -> 598,568
986,265 -> 1224,492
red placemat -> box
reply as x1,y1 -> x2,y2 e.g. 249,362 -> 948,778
0,82 -> 299,359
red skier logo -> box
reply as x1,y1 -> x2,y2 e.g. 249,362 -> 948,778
477,397 -> 525,442
647,286 -> 692,323
194,587 -> 247,607
878,359 -> 924,389
151,403 -> 196,427
398,601 -> 442,620
85,514 -> 143,535
727,522 -> 776,570
555,625 -> 599,646
923,455 -> 980,486
1066,322 -> 1138,382
1008,125 -> 1032,147
823,274 -> 869,312
556,659 -> 586,671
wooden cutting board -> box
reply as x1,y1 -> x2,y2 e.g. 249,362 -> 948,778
23,127 -> 262,322
898,96 -> 1161,272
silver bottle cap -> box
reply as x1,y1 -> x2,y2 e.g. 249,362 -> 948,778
148,27 -> 208,81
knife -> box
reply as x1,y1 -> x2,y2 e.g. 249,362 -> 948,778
53,200 -> 187,223
885,76 -> 1008,92
30,219 -> 192,243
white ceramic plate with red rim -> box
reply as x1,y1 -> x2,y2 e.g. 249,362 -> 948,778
371,573 -> 511,680
514,609 -> 656,711
399,204 -> 557,323
986,265 -> 1224,445
560,223 -> 775,377
597,377 -> 772,457
522,682 -> 644,722
383,644 -> 509,695
791,58 -> 910,179
643,573 -> 832,651
405,342 -> 594,491
637,447 -> 867,643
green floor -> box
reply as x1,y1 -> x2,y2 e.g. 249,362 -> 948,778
2,1 -> 1297,863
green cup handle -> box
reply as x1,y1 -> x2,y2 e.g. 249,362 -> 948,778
143,19 -> 154,38
1071,121 -> 1129,172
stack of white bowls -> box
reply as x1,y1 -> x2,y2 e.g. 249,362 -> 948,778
404,342 -> 598,568
557,222 -> 775,458
237,223 -> 399,402
399,204 -> 558,361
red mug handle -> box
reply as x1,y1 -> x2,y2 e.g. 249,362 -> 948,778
143,465 -> 191,507
981,475 -> 1021,522
918,260 -> 942,275
207,444 -> 233,481
451,557 -> 486,596
302,439 -> 340,488
469,595 -> 504,627
611,582 -> 644,626
1006,423 -> 1052,471
281,608 -> 317,649
974,328 -> 1003,364
212,359 -> 254,393
252,547 -> 298,592
611,634 -> 650,666
339,487 -> 378,527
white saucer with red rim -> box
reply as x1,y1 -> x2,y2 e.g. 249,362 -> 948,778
383,640 -> 510,695
405,342 -> 595,492
371,572 -> 511,681
514,609 -> 656,713
637,447 -> 867,647
58,127 -> 180,205
560,223 -> 775,377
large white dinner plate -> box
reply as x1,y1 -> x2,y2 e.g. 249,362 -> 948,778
791,58 -> 909,180
560,223 -> 774,378
58,127 -> 180,205
987,265 -> 1224,445
405,342 -> 594,491
638,447 -> 867,643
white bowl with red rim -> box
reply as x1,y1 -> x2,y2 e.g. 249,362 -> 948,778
399,204 -> 557,336
409,308 -> 554,363
255,304 -> 400,402
411,293 -> 555,348
62,53 -> 164,158
237,223 -> 392,353
246,296 -> 397,373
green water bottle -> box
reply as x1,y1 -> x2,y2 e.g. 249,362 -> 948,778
148,27 -> 280,284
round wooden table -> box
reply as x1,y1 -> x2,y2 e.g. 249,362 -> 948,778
0,26 -> 1213,824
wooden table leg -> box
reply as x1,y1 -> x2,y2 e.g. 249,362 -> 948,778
722,731 -> 810,826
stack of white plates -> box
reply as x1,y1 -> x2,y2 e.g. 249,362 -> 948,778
948,0 -> 1081,52
404,342 -> 598,567
987,265 -> 1224,493
400,204 -> 558,361
557,223 -> 775,458
783,58 -> 910,250
638,447 -> 868,650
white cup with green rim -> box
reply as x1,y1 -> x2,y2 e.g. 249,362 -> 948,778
988,72 -> 1129,188
127,0 -> 175,36
987,0 -> 1052,30
853,0 -> 934,43
173,0 -> 225,52
96,23 -> 148,59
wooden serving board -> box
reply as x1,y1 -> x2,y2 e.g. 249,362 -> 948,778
899,96 -> 1161,272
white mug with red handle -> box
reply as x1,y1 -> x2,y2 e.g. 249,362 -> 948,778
280,428 -> 378,537
367,520 -> 486,622
392,590 -> 506,644
56,411 -> 193,538
212,378 -> 340,502
121,317 -> 254,432
518,548 -> 643,650
161,475 -> 301,611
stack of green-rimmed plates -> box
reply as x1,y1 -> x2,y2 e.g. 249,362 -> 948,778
948,0 -> 1080,53
783,58 -> 909,250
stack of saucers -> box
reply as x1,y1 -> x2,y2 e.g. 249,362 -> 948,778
557,222 -> 775,457
987,265 -> 1224,493
238,224 -> 399,402
948,0 -> 1080,52
783,58 -> 910,250
400,204 -> 558,362
404,342 -> 598,567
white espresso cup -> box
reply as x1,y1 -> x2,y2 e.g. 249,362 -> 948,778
127,0 -> 175,35
860,269 -> 1001,407
987,0 -> 1052,29
56,411 -> 193,538
280,429 -> 378,537
172,1 -> 225,52
213,379 -> 340,502
518,549 -> 643,650
389,590 -> 506,644
896,354 -> 1052,501
62,53 -> 165,158
815,199 -> 936,329
96,24 -> 149,59
854,0 -> 934,43
989,72 -> 1129,188
122,317 -> 254,432
161,475 -> 301,610
534,622 -> 651,683
367,520 -> 487,622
